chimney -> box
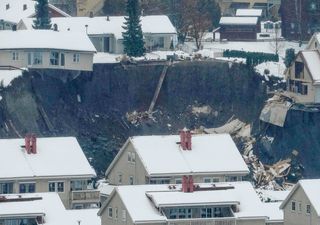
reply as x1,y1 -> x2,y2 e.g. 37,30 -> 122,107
23,4 -> 27,11
89,11 -> 94,18
6,4 -> 9,10
12,24 -> 17,31
25,134 -> 32,154
31,134 -> 37,154
107,16 -> 110,21
182,175 -> 194,193
179,128 -> 192,150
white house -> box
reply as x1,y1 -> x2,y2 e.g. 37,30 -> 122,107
0,192 -> 100,225
280,179 -> 320,225
0,30 -> 96,71
105,131 -> 249,187
0,0 -> 70,30
306,32 -> 320,50
0,136 -> 98,209
18,15 -> 178,54
98,181 -> 279,225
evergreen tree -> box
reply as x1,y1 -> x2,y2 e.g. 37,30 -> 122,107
284,48 -> 295,68
122,0 -> 145,57
33,0 -> 52,30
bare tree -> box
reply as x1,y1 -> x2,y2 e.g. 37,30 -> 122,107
270,25 -> 284,56
180,0 -> 217,50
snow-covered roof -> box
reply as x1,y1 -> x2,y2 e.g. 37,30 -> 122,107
0,137 -> 96,180
19,15 -> 177,39
219,17 -> 258,25
0,30 -> 96,52
236,9 -> 262,17
98,183 -> 116,197
257,189 -> 290,202
0,0 -> 70,24
116,134 -> 249,176
280,179 -> 320,216
0,193 -> 100,225
300,50 -> 320,83
99,182 -> 269,223
262,202 -> 283,223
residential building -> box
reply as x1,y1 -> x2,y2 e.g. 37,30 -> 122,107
98,181 -> 280,225
219,16 -> 260,40
0,0 -> 70,30
105,131 -> 249,187
0,136 -> 98,209
0,30 -> 96,71
49,0 -> 104,16
217,0 -> 280,17
280,179 -> 320,225
0,192 -> 100,225
281,0 -> 320,41
18,15 -> 178,54
284,49 -> 320,103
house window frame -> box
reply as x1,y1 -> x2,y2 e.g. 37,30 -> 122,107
115,207 -> 118,220
12,52 -> 19,61
0,182 -> 13,194
203,177 -> 212,183
19,182 -> 36,193
108,207 -> 113,218
291,201 -> 296,212
49,51 -> 60,66
48,181 -> 64,193
175,178 -> 182,184
129,176 -> 134,185
122,209 -> 127,221
306,204 -> 311,214
73,53 -> 80,63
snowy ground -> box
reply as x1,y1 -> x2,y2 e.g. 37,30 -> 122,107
93,40 -> 306,79
185,41 -> 306,79
0,69 -> 23,87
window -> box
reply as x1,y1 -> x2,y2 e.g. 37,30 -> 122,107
33,52 -> 43,65
12,52 -> 19,61
115,207 -> 118,220
60,53 -> 65,66
28,52 -> 43,66
291,201 -> 296,211
128,152 -> 132,162
204,178 -> 212,183
212,177 -> 220,182
169,209 -> 178,219
129,176 -> 134,185
108,207 -> 113,218
301,84 -> 308,95
19,183 -> 35,193
73,53 -> 80,63
298,202 -> 302,212
50,51 -> 59,65
0,182 -> 13,194
118,174 -> 122,184
295,62 -> 304,79
306,204 -> 311,214
71,180 -> 87,191
48,181 -> 64,192
175,178 -> 182,184
128,152 -> 136,163
122,210 -> 126,221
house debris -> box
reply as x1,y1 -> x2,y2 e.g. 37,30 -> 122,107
259,94 -> 292,127
203,117 -> 247,135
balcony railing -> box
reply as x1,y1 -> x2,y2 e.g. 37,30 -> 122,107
71,189 -> 100,203
168,217 -> 236,225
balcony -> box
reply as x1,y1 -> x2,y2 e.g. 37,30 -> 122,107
168,218 -> 236,225
71,189 -> 100,203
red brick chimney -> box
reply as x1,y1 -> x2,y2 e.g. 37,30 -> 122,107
25,134 -> 32,154
180,128 -> 192,150
31,134 -> 37,154
182,175 -> 194,193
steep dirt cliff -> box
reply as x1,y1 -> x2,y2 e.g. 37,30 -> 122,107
0,61 -> 272,176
